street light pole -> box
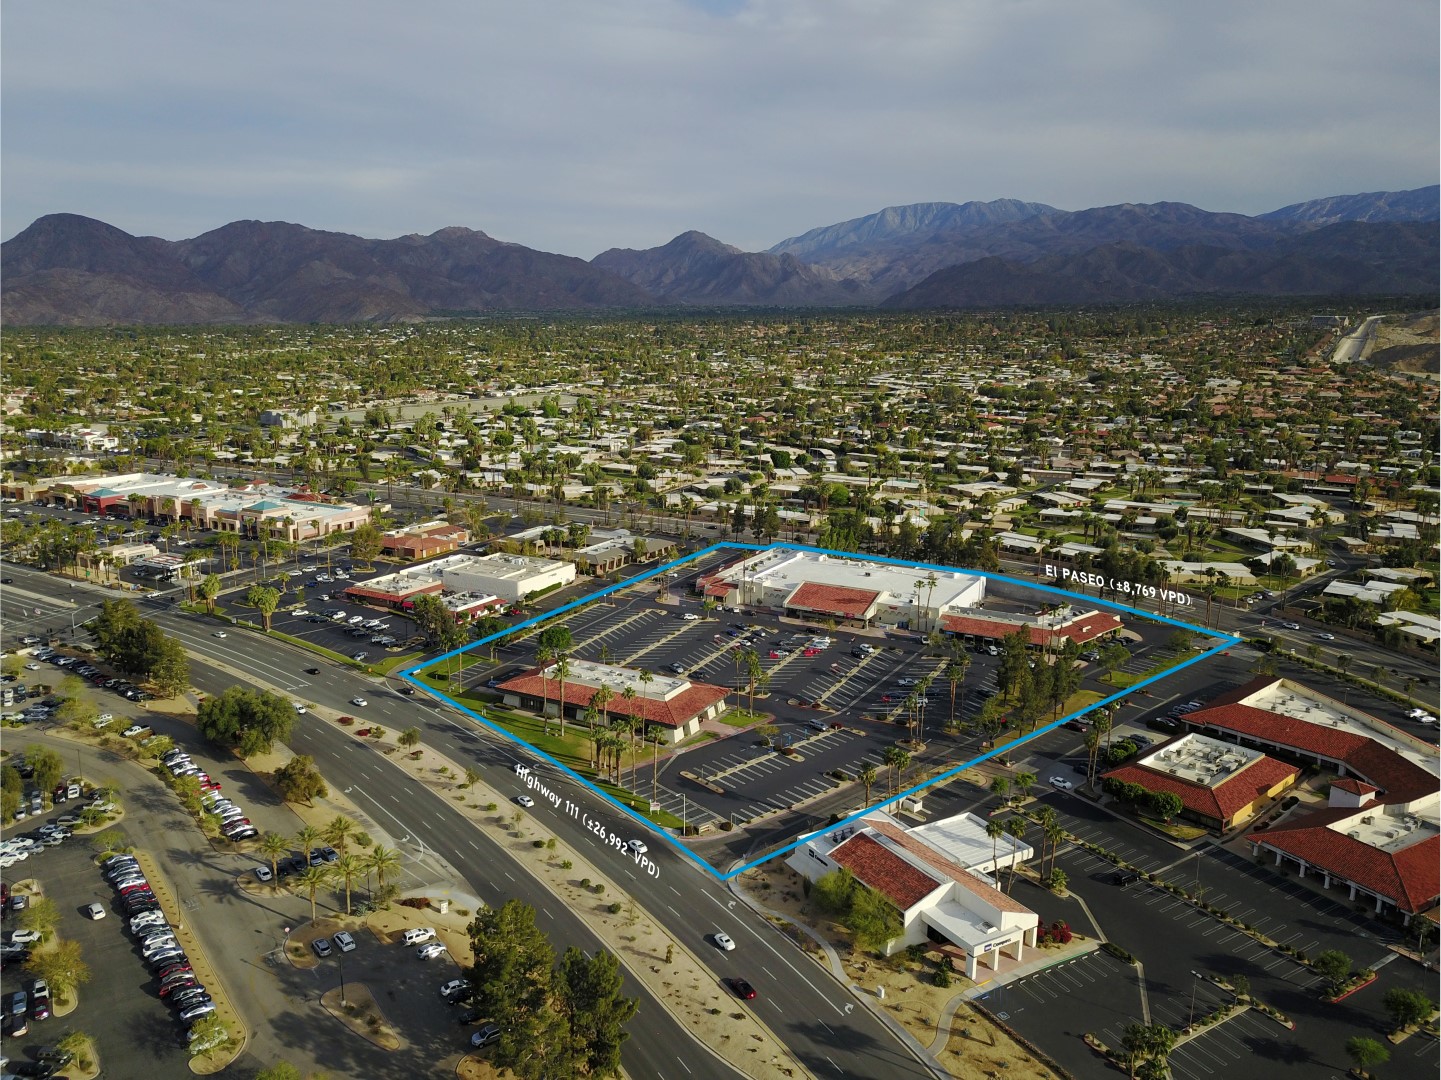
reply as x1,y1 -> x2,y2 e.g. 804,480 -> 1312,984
1188,970 -> 1204,1027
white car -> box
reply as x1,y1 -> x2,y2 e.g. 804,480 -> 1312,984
680,613 -> 700,621
350,697 -> 367,707
8,929 -> 41,945
212,630 -> 227,638
516,795 -> 535,808
95,713 -> 113,724
122,724 -> 146,738
293,702 -> 307,714
85,902 -> 106,920
1416,714 -> 1438,726
713,932 -> 736,951
1049,776 -> 1075,791
626,839 -> 648,856
415,941 -> 447,960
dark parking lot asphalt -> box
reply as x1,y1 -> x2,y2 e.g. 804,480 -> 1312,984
2,834 -> 196,1079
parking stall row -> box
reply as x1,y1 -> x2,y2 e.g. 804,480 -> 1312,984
98,853 -> 227,1049
160,749 -> 257,842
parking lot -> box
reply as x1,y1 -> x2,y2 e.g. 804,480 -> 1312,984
2,832 -> 198,1078
466,557 -> 1188,832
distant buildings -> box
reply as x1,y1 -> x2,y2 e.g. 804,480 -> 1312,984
25,472 -> 373,542
697,549 -> 987,630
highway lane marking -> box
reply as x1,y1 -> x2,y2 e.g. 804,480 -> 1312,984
676,1057 -> 691,1074
503,871 -> 515,881
468,840 -> 480,850
703,891 -> 843,1015
825,1056 -> 840,1073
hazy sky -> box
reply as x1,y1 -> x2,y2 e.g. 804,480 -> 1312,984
3,0 -> 1436,256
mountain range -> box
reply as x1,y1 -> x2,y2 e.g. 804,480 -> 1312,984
3,185 -> 1435,324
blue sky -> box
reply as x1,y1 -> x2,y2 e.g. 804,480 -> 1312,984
2,0 -> 1436,255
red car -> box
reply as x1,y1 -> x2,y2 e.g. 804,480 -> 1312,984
727,978 -> 757,1000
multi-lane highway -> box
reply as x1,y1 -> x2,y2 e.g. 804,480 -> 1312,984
3,565 -> 941,1080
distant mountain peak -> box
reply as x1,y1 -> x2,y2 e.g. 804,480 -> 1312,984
1260,185 -> 1439,226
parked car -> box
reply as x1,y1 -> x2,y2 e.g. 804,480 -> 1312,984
333,931 -> 357,953
311,937 -> 333,958
416,941 -> 447,960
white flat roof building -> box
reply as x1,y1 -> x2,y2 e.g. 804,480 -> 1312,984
440,552 -> 576,603
704,549 -> 985,629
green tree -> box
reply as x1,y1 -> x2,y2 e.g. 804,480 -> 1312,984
322,815 -> 357,854
296,864 -> 335,925
1312,949 -> 1353,995
23,745 -> 64,797
367,845 -> 401,892
469,899 -> 556,1033
348,523 -> 384,566
554,946 -> 638,1078
859,764 -> 877,805
398,726 -> 422,752
274,755 -> 328,806
20,896 -> 61,942
259,832 -> 289,881
252,1065 -> 304,1080
333,854 -> 364,916
811,868 -> 856,916
196,686 -> 295,757
844,883 -> 903,951
26,938 -> 91,1001
409,593 -> 466,651
246,584 -> 282,631
1344,1035 -> 1389,1077
1381,986 -> 1436,1031
1149,790 -> 1185,823
198,573 -> 222,613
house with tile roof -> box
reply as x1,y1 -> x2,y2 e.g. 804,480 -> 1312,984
1181,677 -> 1440,923
1102,733 -> 1300,832
786,810 -> 1039,979
495,660 -> 729,744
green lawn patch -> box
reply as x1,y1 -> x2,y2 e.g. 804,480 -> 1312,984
717,709 -> 762,728
1138,813 -> 1210,841
372,652 -> 424,675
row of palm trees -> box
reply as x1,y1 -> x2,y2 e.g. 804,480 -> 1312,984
255,816 -> 402,923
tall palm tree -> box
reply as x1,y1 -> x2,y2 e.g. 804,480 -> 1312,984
333,854 -> 364,915
591,686 -> 613,733
1003,818 -> 1028,893
882,745 -> 906,796
323,815 -> 357,855
367,845 -> 401,894
297,864 -> 335,925
258,832 -> 288,881
945,652 -> 970,733
294,824 -> 322,862
986,818 -> 1005,877
552,655 -> 572,735
859,764 -> 878,805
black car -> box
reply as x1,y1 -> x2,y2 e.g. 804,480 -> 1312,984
458,1007 -> 485,1025
1111,870 -> 1141,887
303,667 -> 320,675
10,1061 -> 57,1078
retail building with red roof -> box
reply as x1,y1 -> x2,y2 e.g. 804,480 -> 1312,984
1177,676 -> 1440,924
495,659 -> 729,744
1102,733 -> 1299,831
786,810 -> 1040,979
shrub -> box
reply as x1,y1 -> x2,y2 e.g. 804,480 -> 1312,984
608,902 -> 623,914
532,840 -> 545,848
580,878 -> 591,889
560,860 -> 572,870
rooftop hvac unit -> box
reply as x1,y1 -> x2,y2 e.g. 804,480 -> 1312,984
1348,831 -> 1360,838
1385,831 -> 1397,839
1362,816 -> 1374,824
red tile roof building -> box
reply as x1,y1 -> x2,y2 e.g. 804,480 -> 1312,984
1103,753 -> 1299,831
1181,677 -> 1440,923
939,609 -> 1123,647
495,663 -> 729,744
784,582 -> 881,622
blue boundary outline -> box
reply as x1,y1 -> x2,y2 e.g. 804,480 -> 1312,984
399,542 -> 1240,882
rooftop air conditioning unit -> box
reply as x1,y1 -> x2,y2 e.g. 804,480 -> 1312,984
1348,831 -> 1360,838
1362,816 -> 1374,824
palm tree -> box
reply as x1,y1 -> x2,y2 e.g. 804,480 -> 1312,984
859,764 -> 877,805
986,818 -> 1004,874
258,832 -> 288,881
552,656 -> 572,735
882,745 -> 907,796
367,845 -> 401,895
1003,817 -> 1028,892
1034,806 -> 1059,877
323,815 -> 357,854
945,652 -> 970,732
591,685 -> 614,733
294,824 -> 322,862
333,853 -> 364,915
297,864 -> 335,925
